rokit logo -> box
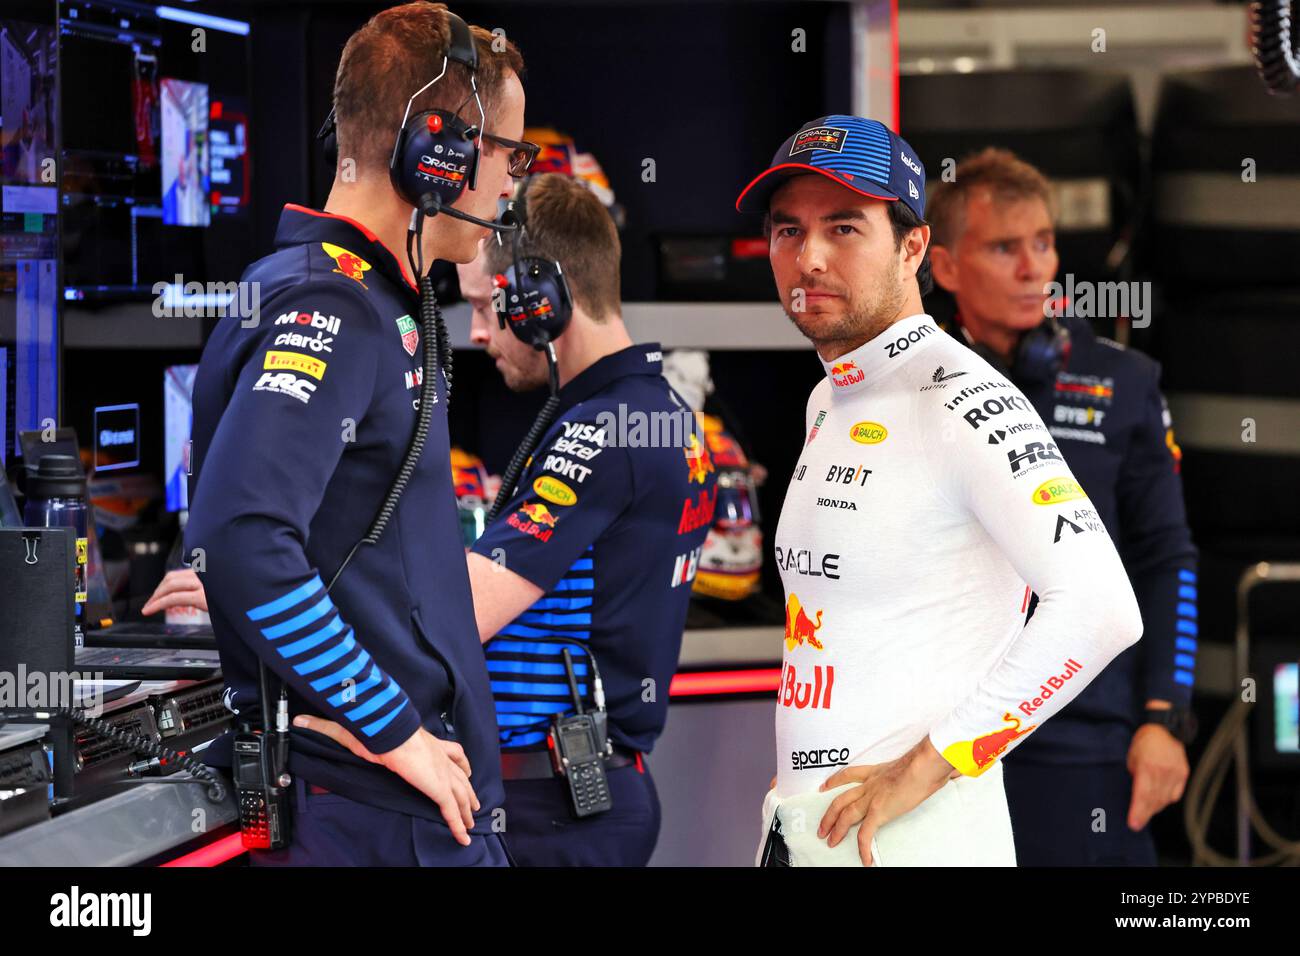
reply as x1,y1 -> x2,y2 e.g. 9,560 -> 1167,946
670,546 -> 702,587
960,393 -> 1034,430
1007,441 -> 1062,477
792,746 -> 850,770
775,546 -> 841,580
884,322 -> 935,358
542,455 -> 593,484
825,464 -> 871,487
50,886 -> 151,936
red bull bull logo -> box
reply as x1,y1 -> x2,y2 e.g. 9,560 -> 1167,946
784,593 -> 824,651
941,713 -> 1037,777
322,242 -> 372,289
508,501 -> 559,542
683,434 -> 714,484
830,361 -> 865,389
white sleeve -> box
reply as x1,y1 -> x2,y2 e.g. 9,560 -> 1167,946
919,380 -> 1143,777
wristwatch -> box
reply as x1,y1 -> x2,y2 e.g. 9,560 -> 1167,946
1144,707 -> 1197,744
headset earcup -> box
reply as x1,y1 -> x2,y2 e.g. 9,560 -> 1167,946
391,111 -> 476,210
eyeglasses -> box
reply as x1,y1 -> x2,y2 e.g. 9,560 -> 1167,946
479,131 -> 541,179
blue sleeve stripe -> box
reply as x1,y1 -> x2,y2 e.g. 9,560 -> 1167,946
552,578 -> 595,592
1176,637 -> 1198,653
499,730 -> 548,748
487,659 -> 587,676
293,632 -> 357,675
528,596 -> 594,611
491,680 -> 589,697
518,610 -> 593,627
277,615 -> 346,658
497,623 -> 592,641
327,666 -> 382,707
261,595 -> 335,640
345,679 -> 403,721
310,648 -> 372,691
1174,669 -> 1195,687
495,711 -> 549,726
1178,586 -> 1197,601
1174,653 -> 1196,670
246,575 -> 323,621
494,698 -> 574,716
488,637 -> 590,656
1179,569 -> 1197,583
1176,603 -> 1197,620
1177,620 -> 1198,636
568,558 -> 594,572
361,697 -> 408,737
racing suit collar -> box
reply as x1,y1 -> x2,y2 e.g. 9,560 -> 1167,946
277,203 -> 418,292
820,313 -> 941,395
558,342 -> 665,409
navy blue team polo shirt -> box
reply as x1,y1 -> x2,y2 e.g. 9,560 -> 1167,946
187,204 -> 504,828
472,344 -> 717,753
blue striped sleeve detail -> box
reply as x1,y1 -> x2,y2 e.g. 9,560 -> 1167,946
494,698 -> 574,716
1177,620 -> 1198,636
261,595 -> 335,640
277,615 -> 346,658
495,711 -> 549,726
489,637 -> 590,656
518,610 -> 593,627
568,558 -> 593,572
491,680 -> 588,697
310,649 -> 371,691
1179,569 -> 1197,583
327,667 -> 382,707
498,623 -> 592,641
293,632 -> 356,675
500,730 -> 548,748
361,698 -> 408,737
246,575 -> 324,621
528,596 -> 593,611
1175,637 -> 1198,653
487,659 -> 588,676
1174,670 -> 1195,687
1178,585 -> 1197,601
1176,602 -> 1197,620
552,577 -> 594,592
345,679 -> 403,721
1174,653 -> 1196,670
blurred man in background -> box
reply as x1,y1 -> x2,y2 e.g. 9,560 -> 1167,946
927,147 -> 1199,866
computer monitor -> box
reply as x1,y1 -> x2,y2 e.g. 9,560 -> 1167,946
163,363 -> 196,512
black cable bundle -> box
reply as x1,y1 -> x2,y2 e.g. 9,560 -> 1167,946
1250,1 -> 1300,95
486,392 -> 561,526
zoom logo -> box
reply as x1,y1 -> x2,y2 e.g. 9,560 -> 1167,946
791,747 -> 850,771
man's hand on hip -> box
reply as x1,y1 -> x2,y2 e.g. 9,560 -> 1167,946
293,716 -> 479,846
817,737 -> 954,866
1126,723 -> 1188,831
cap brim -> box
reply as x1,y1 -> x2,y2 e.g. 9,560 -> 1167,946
735,163 -> 900,213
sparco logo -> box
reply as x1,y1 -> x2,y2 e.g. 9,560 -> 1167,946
775,547 -> 840,579
792,747 -> 850,770
884,322 -> 935,358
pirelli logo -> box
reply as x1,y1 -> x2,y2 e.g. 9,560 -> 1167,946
264,351 -> 327,380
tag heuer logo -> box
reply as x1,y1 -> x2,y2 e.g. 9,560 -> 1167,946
396,315 -> 419,356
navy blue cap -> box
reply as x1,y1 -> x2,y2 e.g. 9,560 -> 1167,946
735,114 -> 926,220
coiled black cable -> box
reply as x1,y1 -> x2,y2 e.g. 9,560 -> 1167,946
1250,1 -> 1300,95
0,707 -> 227,803
485,394 -> 561,526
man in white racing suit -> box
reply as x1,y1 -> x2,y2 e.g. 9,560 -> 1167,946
736,115 -> 1143,866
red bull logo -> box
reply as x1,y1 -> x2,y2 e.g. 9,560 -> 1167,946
677,487 -> 717,534
830,361 -> 865,389
683,434 -> 714,484
508,501 -> 559,542
784,593 -> 825,651
941,713 -> 1037,777
1018,659 -> 1083,716
322,242 -> 372,289
778,662 -> 834,710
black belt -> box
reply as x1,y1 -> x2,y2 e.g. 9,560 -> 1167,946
501,744 -> 640,781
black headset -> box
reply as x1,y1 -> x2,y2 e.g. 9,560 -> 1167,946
489,181 -> 575,349
959,313 -> 1071,385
